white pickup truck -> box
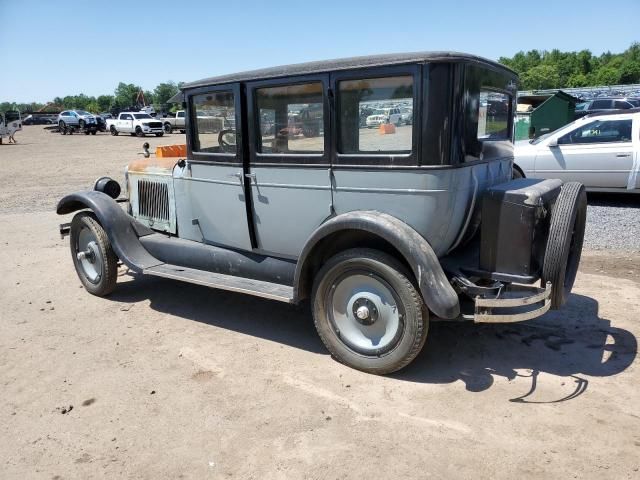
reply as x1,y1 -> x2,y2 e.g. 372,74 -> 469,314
106,112 -> 164,137
161,110 -> 186,133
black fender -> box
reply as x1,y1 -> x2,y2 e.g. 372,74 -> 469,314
57,191 -> 162,273
294,211 -> 460,319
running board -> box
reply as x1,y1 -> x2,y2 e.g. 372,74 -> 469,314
144,264 -> 295,303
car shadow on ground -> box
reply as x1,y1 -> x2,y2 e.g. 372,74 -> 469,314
109,275 -> 636,398
587,192 -> 640,207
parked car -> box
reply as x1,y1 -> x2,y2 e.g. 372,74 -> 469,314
106,112 -> 164,137
57,52 -> 586,375
23,114 -> 56,125
365,107 -> 403,127
57,110 -> 99,135
162,110 -> 186,133
514,109 -> 640,192
574,97 -> 640,119
100,112 -> 113,120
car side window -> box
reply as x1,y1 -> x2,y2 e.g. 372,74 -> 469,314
558,119 -> 633,145
178,111 -> 185,118
256,82 -> 324,154
591,99 -> 612,109
614,100 -> 631,109
191,91 -> 236,154
338,75 -> 413,154
477,90 -> 511,141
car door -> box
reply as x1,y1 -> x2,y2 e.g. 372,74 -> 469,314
173,84 -> 253,251
534,117 -> 635,188
245,75 -> 332,258
119,113 -> 132,132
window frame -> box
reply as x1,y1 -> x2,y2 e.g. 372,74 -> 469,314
558,118 -> 634,145
186,83 -> 243,165
331,64 -> 421,167
477,87 -> 512,142
246,74 -> 330,167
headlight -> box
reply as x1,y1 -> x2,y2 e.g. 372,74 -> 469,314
94,176 -> 121,199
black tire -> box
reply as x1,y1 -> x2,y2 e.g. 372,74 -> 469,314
311,248 -> 428,375
164,123 -> 172,134
70,212 -> 118,296
110,126 -> 118,136
512,165 -> 525,179
180,130 -> 185,134
79,119 -> 86,130
135,127 -> 144,137
541,182 -> 587,309
155,132 -> 164,137
91,130 -> 97,135
84,130 -> 90,135
59,121 -> 66,135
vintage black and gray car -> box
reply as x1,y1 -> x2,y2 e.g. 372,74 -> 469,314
57,52 -> 587,374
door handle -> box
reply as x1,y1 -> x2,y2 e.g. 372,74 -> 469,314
616,154 -> 631,157
244,173 -> 256,182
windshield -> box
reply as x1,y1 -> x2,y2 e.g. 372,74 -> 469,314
76,110 -> 91,116
134,114 -> 152,119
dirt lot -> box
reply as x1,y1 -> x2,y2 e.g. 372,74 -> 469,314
1,126 -> 639,479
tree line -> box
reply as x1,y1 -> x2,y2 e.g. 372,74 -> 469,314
499,43 -> 640,90
0,81 -> 182,114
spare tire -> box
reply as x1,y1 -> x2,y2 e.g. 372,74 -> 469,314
541,182 -> 587,309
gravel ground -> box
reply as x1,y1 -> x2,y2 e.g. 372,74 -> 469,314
1,126 -> 639,479
584,194 -> 640,252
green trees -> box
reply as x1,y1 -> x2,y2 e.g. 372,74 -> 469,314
499,43 -> 640,90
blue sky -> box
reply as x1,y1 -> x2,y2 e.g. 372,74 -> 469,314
1,0 -> 638,103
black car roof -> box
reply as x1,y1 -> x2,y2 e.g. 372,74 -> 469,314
180,51 -> 515,91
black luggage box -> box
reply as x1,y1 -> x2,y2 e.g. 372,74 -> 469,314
480,178 -> 562,278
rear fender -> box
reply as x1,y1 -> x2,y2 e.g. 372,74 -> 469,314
57,190 -> 161,272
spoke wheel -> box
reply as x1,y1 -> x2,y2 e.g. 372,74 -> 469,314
312,248 -> 428,375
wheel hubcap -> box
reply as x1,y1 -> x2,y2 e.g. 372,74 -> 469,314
76,227 -> 103,283
328,271 -> 404,355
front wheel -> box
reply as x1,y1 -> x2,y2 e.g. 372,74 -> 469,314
155,132 -> 164,137
70,212 -> 118,296
312,249 -> 428,375
59,121 -> 66,135
135,127 -> 144,137
163,123 -> 172,134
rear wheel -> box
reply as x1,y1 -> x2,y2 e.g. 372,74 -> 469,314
312,249 -> 428,375
70,212 -> 118,296
541,182 -> 587,309
59,121 -> 66,135
155,132 -> 164,137
90,130 -> 97,135
164,123 -> 172,133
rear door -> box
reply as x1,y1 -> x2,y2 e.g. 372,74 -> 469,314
245,75 -> 332,258
535,117 -> 635,188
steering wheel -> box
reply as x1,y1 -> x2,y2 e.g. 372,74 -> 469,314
218,129 -> 236,153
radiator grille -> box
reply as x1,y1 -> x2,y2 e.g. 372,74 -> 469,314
138,179 -> 170,221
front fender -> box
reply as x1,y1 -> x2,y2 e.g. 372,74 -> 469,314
294,211 -> 460,319
57,191 -> 161,272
